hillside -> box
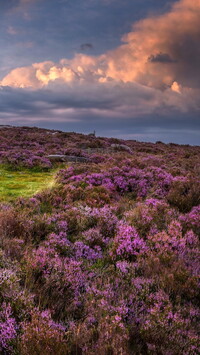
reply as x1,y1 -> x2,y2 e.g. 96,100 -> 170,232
0,126 -> 199,354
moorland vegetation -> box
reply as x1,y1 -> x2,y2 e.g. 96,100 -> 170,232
0,126 -> 199,354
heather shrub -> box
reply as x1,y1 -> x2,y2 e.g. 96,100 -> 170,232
90,154 -> 106,164
0,268 -> 20,304
34,186 -> 64,213
84,186 -> 111,207
67,313 -> 129,355
179,205 -> 200,235
143,252 -> 199,301
0,209 -> 24,242
25,245 -> 86,320
90,206 -> 118,237
2,238 -> 25,260
82,227 -> 108,249
140,291 -> 200,354
167,178 -> 200,212
19,310 -> 68,355
0,262 -> 33,322
125,198 -> 176,237
141,226 -> 200,301
110,222 -> 147,261
74,241 -> 103,262
180,230 -> 200,277
0,127 -> 199,354
60,209 -> 81,236
0,303 -> 17,354
89,314 -> 129,355
27,213 -> 62,244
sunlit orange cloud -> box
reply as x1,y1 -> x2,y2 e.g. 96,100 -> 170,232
1,0 -> 200,92
104,0 -> 200,89
0,55 -> 101,88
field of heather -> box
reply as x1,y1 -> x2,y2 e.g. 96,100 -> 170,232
0,126 -> 200,354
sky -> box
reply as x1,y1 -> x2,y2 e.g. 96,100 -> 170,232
0,0 -> 200,144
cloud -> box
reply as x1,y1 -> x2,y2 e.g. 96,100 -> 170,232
148,53 -> 177,64
80,43 -> 94,51
2,0 -> 200,91
7,26 -> 19,35
0,55 -> 100,88
103,0 -> 200,89
0,78 -> 198,121
0,0 -> 40,19
171,81 -> 182,94
0,0 -> 200,144
0,82 -> 199,144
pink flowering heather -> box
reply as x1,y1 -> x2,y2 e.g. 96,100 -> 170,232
111,222 -> 147,260
0,303 -> 17,353
0,127 -> 199,353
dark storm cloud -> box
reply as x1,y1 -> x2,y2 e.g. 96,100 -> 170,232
80,43 -> 94,51
0,82 -> 199,144
148,53 -> 177,64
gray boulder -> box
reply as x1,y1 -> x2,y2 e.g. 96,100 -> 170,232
111,144 -> 133,153
47,154 -> 90,163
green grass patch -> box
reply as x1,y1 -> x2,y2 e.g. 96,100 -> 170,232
0,166 -> 60,202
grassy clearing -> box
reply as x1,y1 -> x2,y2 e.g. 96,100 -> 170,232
0,166 -> 59,202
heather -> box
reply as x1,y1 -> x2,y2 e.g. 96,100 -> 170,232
0,126 -> 199,354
